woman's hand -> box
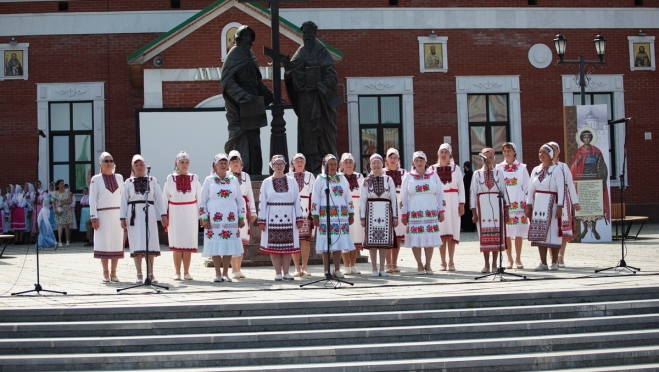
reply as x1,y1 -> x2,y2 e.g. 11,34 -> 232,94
160,216 -> 169,227
120,220 -> 127,230
296,221 -> 303,229
471,210 -> 478,223
92,220 -> 100,230
524,205 -> 533,218
393,218 -> 399,228
349,215 -> 354,225
260,224 -> 266,232
458,204 -> 465,217
238,219 -> 246,229
360,218 -> 366,228
401,215 -> 408,226
313,217 -> 320,228
438,212 -> 445,223
200,220 -> 210,230
555,206 -> 563,219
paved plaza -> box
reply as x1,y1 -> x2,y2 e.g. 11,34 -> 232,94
1,224 -> 658,309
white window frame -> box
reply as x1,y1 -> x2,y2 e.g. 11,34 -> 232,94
455,76 -> 523,165
561,74 -> 625,188
346,77 -> 414,174
37,82 -> 106,187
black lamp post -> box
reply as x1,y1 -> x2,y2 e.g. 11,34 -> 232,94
553,33 -> 607,105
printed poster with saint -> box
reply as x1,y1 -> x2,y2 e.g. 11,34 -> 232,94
563,104 -> 612,243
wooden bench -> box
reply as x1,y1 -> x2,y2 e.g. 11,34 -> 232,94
0,234 -> 14,258
611,203 -> 649,239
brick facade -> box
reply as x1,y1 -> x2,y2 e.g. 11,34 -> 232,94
1,2 -> 657,219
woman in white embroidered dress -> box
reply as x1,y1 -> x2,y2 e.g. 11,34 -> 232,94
199,153 -> 246,283
525,144 -> 565,271
288,153 -> 315,277
495,142 -> 530,269
11,185 -> 27,244
228,150 -> 256,280
401,151 -> 445,274
470,148 -> 510,274
79,187 -> 90,235
311,154 -> 355,278
339,152 -> 363,275
384,148 -> 406,273
360,154 -> 399,276
164,151 -> 202,281
258,155 -> 303,281
430,144 -> 465,272
90,152 -> 124,283
120,155 -> 168,284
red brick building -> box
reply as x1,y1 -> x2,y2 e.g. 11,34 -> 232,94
1,0 -> 657,219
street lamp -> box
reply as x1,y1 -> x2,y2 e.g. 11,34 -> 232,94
552,33 -> 607,105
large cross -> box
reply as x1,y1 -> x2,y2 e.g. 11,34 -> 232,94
238,0 -> 309,173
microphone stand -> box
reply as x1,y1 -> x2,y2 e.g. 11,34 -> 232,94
476,159 -> 526,281
118,166 -> 169,293
301,172 -> 353,289
13,130 -> 67,296
596,118 -> 639,274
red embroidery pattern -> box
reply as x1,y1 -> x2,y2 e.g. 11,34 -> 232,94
174,175 -> 192,193
484,171 -> 495,189
293,172 -> 306,191
272,177 -> 289,193
102,174 -> 118,193
436,165 -> 452,184
344,173 -> 360,191
385,169 -> 404,188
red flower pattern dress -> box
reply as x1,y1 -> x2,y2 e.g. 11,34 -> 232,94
311,173 -> 356,252
496,160 -> 531,238
400,169 -> 445,248
199,173 -> 245,257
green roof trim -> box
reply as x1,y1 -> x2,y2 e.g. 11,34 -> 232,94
250,2 -> 344,58
128,0 -> 343,63
127,0 -> 228,62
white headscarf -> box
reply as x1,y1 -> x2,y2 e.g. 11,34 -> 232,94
339,152 -> 355,172
290,153 -> 306,169
131,154 -> 146,177
212,153 -> 229,175
540,144 -> 554,160
438,143 -> 452,154
412,151 -> 427,162
269,154 -> 287,170
321,154 -> 337,175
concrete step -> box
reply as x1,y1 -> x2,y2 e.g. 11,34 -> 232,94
2,333 -> 659,371
2,285 -> 658,323
1,313 -> 658,355
2,299 -> 659,339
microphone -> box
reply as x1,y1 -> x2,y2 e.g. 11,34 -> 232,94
479,153 -> 488,160
608,117 -> 632,125
38,130 -> 46,138
147,166 -> 151,175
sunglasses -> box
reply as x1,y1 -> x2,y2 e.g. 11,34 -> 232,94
103,159 -> 114,163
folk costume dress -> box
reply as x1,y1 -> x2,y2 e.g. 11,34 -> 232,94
344,172 -> 364,249
120,176 -> 167,258
555,161 -> 579,240
360,174 -> 398,249
527,164 -> 565,249
24,184 -> 36,234
37,197 -> 56,249
0,194 -> 6,234
385,167 -> 407,241
288,170 -> 315,240
10,185 -> 27,231
199,173 -> 246,257
470,168 -> 511,252
311,173 -> 356,253
79,193 -> 90,233
400,169 -> 445,248
431,164 -> 466,244
32,189 -> 47,233
2,188 -> 12,233
233,171 -> 256,246
495,160 -> 530,239
258,176 -> 303,255
89,173 -> 124,259
163,173 -> 202,253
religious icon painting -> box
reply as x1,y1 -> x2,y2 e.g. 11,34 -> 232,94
0,42 -> 29,80
417,35 -> 448,73
628,36 -> 655,71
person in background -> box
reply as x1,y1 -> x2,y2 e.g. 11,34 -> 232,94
228,150 -> 256,280
52,180 -> 73,248
384,148 -> 407,273
339,152 -> 363,275
289,153 -> 315,277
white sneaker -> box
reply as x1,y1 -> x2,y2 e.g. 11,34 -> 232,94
223,276 -> 232,282
344,267 -> 353,274
292,271 -> 301,277
379,271 -> 389,277
371,270 -> 379,277
283,273 -> 294,280
274,274 -> 283,281
535,263 -> 549,271
172,274 -> 182,281
550,263 -> 559,271
333,270 -> 345,278
214,276 -> 223,282
352,267 -> 361,275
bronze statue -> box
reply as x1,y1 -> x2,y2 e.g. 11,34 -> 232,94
222,25 -> 273,175
285,21 -> 340,174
